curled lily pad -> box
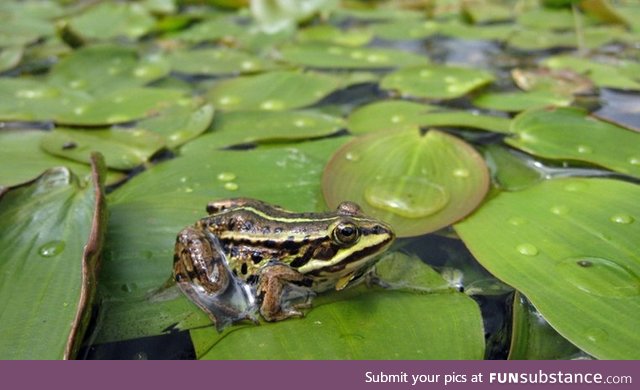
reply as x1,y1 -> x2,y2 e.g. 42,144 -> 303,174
67,2 -> 155,40
278,43 -> 428,69
194,109 -> 344,149
48,45 -> 170,96
167,48 -> 272,75
483,144 -> 545,191
0,156 -> 105,359
207,70 -> 341,111
381,65 -> 495,100
507,107 -> 640,179
348,100 -> 439,134
323,128 -> 489,237
455,177 -> 640,359
138,101 -> 215,148
473,90 -> 572,112
41,127 -> 166,171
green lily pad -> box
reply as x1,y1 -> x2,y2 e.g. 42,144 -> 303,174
348,100 -> 439,134
279,43 -> 428,69
41,127 -> 167,171
192,253 -> 484,359
323,128 -> 490,237
297,25 -> 373,46
68,2 -> 155,40
194,109 -> 344,149
169,17 -> 245,43
0,46 -> 23,72
167,48 -> 272,75
0,77 -> 91,122
508,292 -> 582,360
369,20 -> 439,40
0,156 -> 105,359
437,21 -> 515,41
58,87 -> 188,126
0,16 -> 55,46
137,101 -> 215,148
48,45 -> 170,96
207,70 -> 342,111
543,55 -> 640,90
381,65 -> 495,100
508,27 -> 625,50
473,90 -> 572,112
0,130 -> 125,189
462,2 -> 512,24
455,177 -> 640,359
516,8 -> 576,30
507,107 -> 640,178
348,101 -> 510,134
511,68 -> 595,96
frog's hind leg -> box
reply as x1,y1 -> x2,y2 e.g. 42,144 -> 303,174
174,227 -> 257,331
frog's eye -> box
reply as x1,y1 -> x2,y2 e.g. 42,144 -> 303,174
332,221 -> 360,246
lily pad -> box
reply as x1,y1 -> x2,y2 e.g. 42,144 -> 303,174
473,90 -> 572,112
196,109 -> 344,149
192,253 -> 484,359
41,127 -> 167,171
207,70 -> 342,111
348,101 -> 510,134
323,128 -> 490,237
462,2 -> 512,24
0,156 -> 105,359
67,2 -> 155,40
169,17 -> 245,43
58,87 -> 189,126
48,45 -> 170,96
369,20 -> 439,40
381,65 -> 495,100
511,68 -> 595,96
483,144 -> 545,191
167,48 -> 272,75
507,107 -> 640,178
455,177 -> 640,359
508,27 -> 625,50
0,46 -> 23,72
543,55 -> 640,90
438,21 -> 515,41
278,43 -> 428,69
347,100 -> 439,134
250,0 -> 337,34
137,101 -> 215,148
297,25 -> 373,46
516,8 -> 576,30
0,130 -> 125,189
508,292 -> 582,360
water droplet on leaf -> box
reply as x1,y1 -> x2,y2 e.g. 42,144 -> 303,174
217,172 -> 237,182
39,240 -> 66,258
516,243 -> 538,256
610,214 -> 634,224
364,176 -> 449,218
224,182 -> 239,191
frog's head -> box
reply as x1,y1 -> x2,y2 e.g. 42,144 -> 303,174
296,201 -> 395,289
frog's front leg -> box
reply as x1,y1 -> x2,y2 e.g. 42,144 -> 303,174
256,264 -> 314,322
174,226 -> 257,331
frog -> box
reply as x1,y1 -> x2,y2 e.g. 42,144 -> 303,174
173,198 -> 395,331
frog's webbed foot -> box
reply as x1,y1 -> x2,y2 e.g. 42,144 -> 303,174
256,263 -> 315,322
174,227 -> 257,332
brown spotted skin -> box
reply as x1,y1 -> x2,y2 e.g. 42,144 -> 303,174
173,197 -> 395,328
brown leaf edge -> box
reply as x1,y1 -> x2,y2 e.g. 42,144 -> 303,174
64,153 -> 107,359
